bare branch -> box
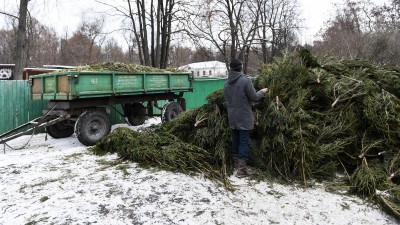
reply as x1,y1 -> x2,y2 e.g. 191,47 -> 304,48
0,11 -> 18,19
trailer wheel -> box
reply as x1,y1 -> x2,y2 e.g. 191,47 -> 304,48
46,120 -> 75,138
162,101 -> 183,123
125,103 -> 146,126
75,110 -> 111,146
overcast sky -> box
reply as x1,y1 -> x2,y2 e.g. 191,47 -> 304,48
0,0 -> 392,47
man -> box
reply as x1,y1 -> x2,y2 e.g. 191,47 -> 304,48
224,59 -> 268,177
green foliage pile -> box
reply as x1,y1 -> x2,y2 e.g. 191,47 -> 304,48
62,61 -> 184,73
161,89 -> 232,183
91,51 -> 400,218
257,50 -> 400,218
91,127 -> 230,189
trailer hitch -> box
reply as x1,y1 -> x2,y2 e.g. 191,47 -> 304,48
0,116 -> 67,145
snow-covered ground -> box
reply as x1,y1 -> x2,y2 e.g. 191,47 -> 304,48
0,118 -> 398,225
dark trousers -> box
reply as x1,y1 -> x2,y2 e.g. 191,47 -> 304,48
231,129 -> 250,160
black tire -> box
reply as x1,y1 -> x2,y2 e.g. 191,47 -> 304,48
46,120 -> 75,138
162,101 -> 183,123
75,110 -> 111,146
125,103 -> 146,126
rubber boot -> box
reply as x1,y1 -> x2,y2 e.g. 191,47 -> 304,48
237,159 -> 255,178
233,154 -> 240,171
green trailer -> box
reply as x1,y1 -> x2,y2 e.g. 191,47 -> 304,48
1,71 -> 194,146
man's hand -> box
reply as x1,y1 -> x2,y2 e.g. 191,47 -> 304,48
261,88 -> 269,93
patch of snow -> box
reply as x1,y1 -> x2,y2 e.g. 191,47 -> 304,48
0,118 -> 397,225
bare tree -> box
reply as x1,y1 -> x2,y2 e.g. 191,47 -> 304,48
59,30 -> 69,65
313,0 -> 400,66
79,17 -> 105,64
62,32 -> 101,66
102,38 -> 127,62
133,0 -> 177,68
181,0 -> 261,73
0,28 -> 16,63
191,46 -> 215,62
122,32 -> 140,64
181,0 -> 301,73
96,0 -> 179,68
256,0 -> 301,64
25,17 -> 59,67
57,17 -> 105,66
168,45 -> 193,67
0,15 -> 18,64
313,0 -> 371,59
1,10 -> 61,68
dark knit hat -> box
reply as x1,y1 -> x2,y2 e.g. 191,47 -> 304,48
230,59 -> 243,69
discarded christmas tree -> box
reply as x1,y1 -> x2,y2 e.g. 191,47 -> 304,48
91,51 -> 400,218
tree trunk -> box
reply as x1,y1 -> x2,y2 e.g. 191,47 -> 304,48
150,0 -> 156,67
160,1 -> 168,68
243,46 -> 250,74
226,0 -> 237,60
262,25 -> 267,64
127,0 -> 144,65
14,0 -> 28,80
137,0 -> 150,66
164,1 -> 173,68
156,0 -> 163,68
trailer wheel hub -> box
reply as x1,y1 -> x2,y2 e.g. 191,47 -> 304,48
88,120 -> 104,135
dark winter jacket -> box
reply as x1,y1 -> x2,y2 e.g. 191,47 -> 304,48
224,71 -> 265,130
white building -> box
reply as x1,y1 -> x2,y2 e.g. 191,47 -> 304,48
179,61 -> 227,78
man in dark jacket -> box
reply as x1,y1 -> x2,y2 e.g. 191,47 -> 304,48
224,59 -> 268,177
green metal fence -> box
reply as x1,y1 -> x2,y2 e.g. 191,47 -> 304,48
184,78 -> 226,109
0,81 -> 48,134
0,78 -> 226,134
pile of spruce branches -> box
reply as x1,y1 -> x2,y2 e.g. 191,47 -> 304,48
252,50 -> 400,217
62,61 -> 183,73
91,51 -> 400,218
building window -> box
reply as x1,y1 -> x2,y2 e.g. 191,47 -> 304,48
197,71 -> 200,77
209,70 -> 212,76
203,71 -> 206,76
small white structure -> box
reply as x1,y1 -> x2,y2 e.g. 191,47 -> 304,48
0,64 -> 14,80
179,61 -> 227,78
